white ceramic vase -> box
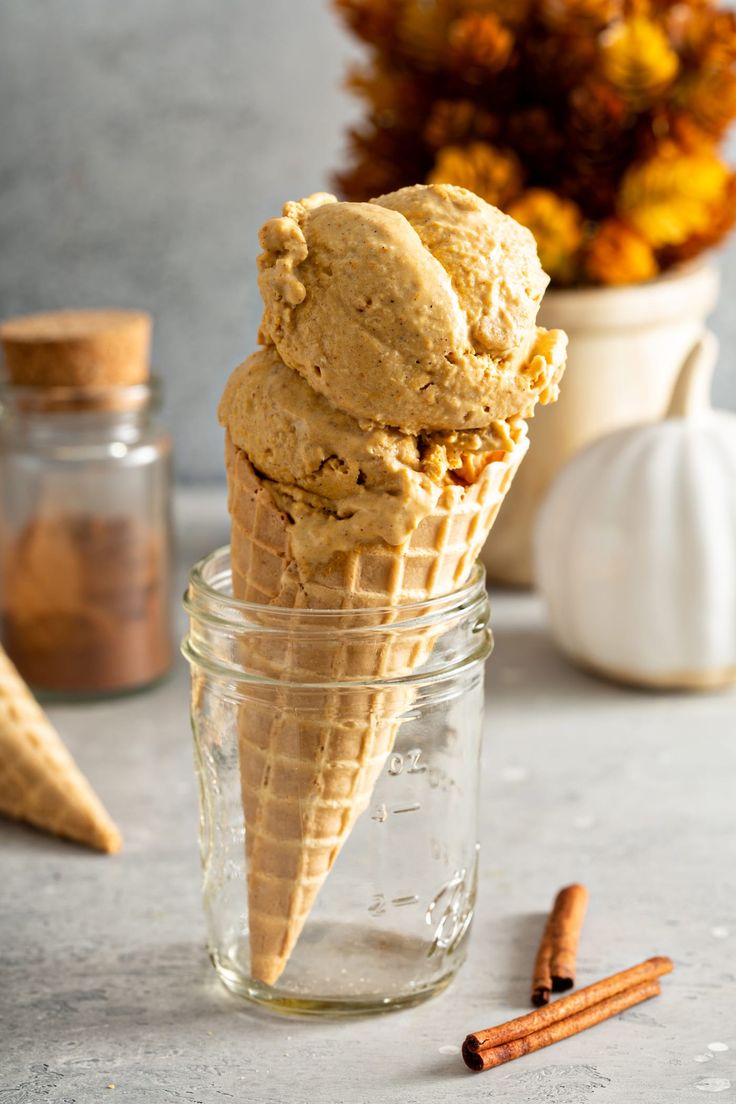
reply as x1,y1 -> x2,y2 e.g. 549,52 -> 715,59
482,259 -> 720,587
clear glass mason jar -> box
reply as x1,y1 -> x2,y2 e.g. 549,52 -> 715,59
0,382 -> 173,697
182,546 -> 493,1016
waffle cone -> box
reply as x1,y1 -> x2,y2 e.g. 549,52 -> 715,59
0,646 -> 121,852
225,427 -> 527,985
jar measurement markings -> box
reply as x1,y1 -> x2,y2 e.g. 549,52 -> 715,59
368,893 -> 420,916
370,801 -> 422,821
387,748 -> 427,776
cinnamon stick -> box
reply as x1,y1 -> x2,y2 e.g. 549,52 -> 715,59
462,979 -> 662,1072
466,955 -> 673,1053
531,883 -> 589,1005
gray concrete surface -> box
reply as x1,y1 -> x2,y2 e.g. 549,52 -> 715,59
1,2 -> 735,481
1,488 -> 734,1102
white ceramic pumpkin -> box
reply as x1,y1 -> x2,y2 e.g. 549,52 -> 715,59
534,332 -> 736,690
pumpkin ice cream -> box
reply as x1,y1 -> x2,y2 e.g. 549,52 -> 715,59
257,183 -> 566,432
218,183 -> 566,986
220,345 -> 522,564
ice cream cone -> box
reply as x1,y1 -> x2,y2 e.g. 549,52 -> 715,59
216,184 -> 566,986
225,424 -> 528,985
0,646 -> 121,852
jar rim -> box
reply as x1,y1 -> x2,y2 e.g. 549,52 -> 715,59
182,546 -> 492,690
183,545 -> 488,635
0,379 -> 159,414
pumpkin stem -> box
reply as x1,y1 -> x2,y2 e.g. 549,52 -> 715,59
666,331 -> 718,419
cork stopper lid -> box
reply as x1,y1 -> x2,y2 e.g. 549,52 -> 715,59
0,309 -> 152,388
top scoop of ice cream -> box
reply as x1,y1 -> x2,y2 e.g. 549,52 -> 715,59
257,184 -> 566,433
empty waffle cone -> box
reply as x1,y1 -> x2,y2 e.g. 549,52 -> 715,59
0,646 -> 121,852
225,427 -> 528,986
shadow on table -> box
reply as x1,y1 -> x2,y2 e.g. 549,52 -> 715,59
471,910 -> 549,1008
414,910 -> 549,1083
1,939 -> 232,1031
3,933 -> 383,1041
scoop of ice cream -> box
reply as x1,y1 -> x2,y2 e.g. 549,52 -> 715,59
257,184 -> 566,433
219,346 -> 520,560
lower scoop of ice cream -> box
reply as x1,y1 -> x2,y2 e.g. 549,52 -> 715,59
257,184 -> 567,434
218,346 -> 522,563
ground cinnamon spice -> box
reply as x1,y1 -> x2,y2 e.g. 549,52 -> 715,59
2,512 -> 171,694
0,309 -> 172,696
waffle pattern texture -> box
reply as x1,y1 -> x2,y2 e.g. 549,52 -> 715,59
226,429 -> 527,985
0,646 -> 121,852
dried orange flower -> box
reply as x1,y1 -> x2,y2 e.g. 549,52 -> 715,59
619,143 -> 731,247
333,0 -> 398,46
506,107 -> 565,167
335,160 -> 399,203
428,142 -> 524,206
667,6 -> 736,68
600,16 -> 679,106
335,0 -> 736,285
453,0 -> 532,26
448,13 -> 514,78
335,120 -> 427,202
568,79 -> 628,151
523,27 -> 598,88
346,62 -> 426,129
662,173 -> 736,263
424,99 -> 498,148
539,0 -> 622,29
584,218 -> 658,284
678,69 -> 736,140
562,156 -> 621,216
335,128 -> 409,201
507,188 -> 585,284
664,112 -> 718,154
397,0 -> 454,70
632,110 -> 714,175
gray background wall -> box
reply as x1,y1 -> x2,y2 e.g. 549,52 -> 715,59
1,0 -> 734,481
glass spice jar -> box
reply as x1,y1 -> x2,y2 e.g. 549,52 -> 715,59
182,546 -> 492,1016
0,310 -> 173,697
